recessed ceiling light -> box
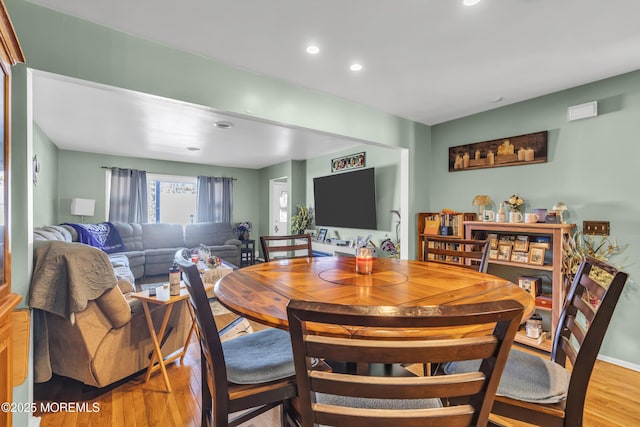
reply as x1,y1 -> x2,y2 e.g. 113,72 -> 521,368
306,45 -> 320,55
350,63 -> 363,72
463,0 -> 481,6
213,120 -> 234,129
186,146 -> 201,151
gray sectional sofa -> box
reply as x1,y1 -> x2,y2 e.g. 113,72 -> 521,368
33,221 -> 241,280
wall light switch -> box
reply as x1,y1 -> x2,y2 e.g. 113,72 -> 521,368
583,221 -> 610,236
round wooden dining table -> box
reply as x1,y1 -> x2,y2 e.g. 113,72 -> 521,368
215,256 -> 535,339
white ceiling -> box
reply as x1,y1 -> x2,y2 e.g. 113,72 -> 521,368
28,0 -> 640,168
32,71 -> 364,169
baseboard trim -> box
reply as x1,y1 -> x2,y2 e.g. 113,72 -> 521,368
598,354 -> 640,372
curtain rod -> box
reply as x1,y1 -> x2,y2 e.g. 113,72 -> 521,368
100,166 -> 237,180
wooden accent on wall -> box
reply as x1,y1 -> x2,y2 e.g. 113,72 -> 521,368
449,130 -> 548,172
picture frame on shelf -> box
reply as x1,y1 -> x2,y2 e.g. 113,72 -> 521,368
514,235 -> 529,252
487,233 -> 499,250
529,246 -> 546,265
511,251 -> 529,263
497,244 -> 512,261
316,228 -> 328,242
518,276 -> 542,296
489,248 -> 498,259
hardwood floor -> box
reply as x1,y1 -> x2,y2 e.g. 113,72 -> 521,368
34,314 -> 640,427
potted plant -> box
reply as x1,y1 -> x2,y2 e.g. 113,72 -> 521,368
234,221 -> 252,240
291,206 -> 313,234
562,230 -> 627,304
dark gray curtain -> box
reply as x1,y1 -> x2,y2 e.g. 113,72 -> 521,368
108,168 -> 149,223
196,176 -> 233,223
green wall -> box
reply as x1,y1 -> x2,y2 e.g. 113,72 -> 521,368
305,145 -> 402,246
32,123 -> 59,226
54,150 -> 261,226
430,70 -> 640,366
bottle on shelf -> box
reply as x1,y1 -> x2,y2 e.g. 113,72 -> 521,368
169,262 -> 181,296
496,202 -> 506,223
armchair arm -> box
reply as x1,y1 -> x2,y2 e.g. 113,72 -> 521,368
224,238 -> 242,246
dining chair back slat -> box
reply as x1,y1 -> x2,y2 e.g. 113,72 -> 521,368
489,255 -> 629,427
287,299 -> 523,427
260,234 -> 313,262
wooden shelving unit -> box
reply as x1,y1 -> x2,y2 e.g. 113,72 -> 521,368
464,221 -> 575,351
416,212 -> 476,261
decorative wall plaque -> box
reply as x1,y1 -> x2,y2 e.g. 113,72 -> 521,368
449,131 -> 547,172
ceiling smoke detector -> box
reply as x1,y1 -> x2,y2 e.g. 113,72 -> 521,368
214,120 -> 234,129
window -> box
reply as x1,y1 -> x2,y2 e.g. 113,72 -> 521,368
279,190 -> 288,223
147,174 -> 197,224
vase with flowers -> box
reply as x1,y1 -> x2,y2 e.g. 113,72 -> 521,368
505,194 -> 525,222
235,221 -> 252,240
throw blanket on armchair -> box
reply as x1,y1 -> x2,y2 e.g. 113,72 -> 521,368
29,240 -> 119,382
63,221 -> 125,254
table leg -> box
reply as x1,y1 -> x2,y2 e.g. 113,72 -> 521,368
180,303 -> 199,364
142,301 -> 174,392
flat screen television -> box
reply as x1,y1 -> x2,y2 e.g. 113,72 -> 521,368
313,168 -> 377,230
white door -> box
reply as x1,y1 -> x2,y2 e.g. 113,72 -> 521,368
270,178 -> 288,236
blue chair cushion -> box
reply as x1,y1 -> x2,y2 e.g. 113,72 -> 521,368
317,394 -> 442,410
222,327 -> 295,384
444,349 -> 570,404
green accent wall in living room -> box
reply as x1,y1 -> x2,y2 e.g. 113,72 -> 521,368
305,145 -> 402,247
54,150 -> 261,226
33,123 -> 59,227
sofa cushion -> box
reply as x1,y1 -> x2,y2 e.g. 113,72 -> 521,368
142,223 -> 185,249
143,247 -> 186,276
184,222 -> 235,248
112,222 -> 143,251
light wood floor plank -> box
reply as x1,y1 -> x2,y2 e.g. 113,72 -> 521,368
34,317 -> 640,427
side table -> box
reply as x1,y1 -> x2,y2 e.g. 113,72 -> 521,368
130,282 -> 212,392
240,239 -> 256,267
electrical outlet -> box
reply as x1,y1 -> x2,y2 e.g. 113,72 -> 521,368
583,221 -> 610,236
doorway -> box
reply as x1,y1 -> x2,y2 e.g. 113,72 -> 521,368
269,178 -> 288,236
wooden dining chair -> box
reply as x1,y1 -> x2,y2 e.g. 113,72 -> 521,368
286,299 -> 523,427
446,255 -> 629,427
260,233 -> 313,262
175,251 -> 298,427
423,236 -> 490,273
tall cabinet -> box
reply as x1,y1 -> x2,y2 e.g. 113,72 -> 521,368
0,2 -> 24,426
464,221 -> 575,352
